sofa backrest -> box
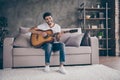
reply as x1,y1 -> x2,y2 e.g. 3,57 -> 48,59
13,27 -> 84,48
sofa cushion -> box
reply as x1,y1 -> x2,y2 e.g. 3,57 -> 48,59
13,48 -> 45,56
65,33 -> 84,47
13,46 -> 91,56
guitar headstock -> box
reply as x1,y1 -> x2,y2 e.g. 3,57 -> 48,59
69,29 -> 78,33
62,29 -> 78,33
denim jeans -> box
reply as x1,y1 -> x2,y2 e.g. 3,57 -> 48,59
41,42 -> 65,64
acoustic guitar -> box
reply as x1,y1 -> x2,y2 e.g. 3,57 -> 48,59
30,29 -> 78,47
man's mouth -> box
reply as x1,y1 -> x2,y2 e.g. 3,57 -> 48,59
47,22 -> 52,25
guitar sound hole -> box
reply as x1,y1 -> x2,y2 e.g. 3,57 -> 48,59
44,35 -> 48,39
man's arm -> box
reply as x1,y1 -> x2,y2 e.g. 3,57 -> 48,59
29,26 -> 38,33
29,26 -> 47,37
56,32 -> 62,41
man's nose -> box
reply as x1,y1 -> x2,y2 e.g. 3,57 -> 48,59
48,19 -> 51,21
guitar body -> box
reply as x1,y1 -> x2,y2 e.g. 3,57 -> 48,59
30,29 -> 54,47
30,29 -> 78,47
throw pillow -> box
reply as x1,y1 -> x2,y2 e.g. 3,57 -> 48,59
13,27 -> 31,47
80,31 -> 91,46
19,26 -> 30,34
13,33 -> 31,47
60,33 -> 71,43
60,28 -> 82,43
65,33 -> 84,47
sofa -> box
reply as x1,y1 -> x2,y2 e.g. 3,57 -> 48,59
3,27 -> 99,68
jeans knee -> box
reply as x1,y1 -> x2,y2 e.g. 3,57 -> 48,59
45,43 -> 52,48
59,42 -> 65,47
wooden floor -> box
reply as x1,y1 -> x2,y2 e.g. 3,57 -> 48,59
99,56 -> 120,70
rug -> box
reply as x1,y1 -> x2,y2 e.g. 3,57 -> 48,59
0,64 -> 120,80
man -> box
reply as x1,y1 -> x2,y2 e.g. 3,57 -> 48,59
29,12 -> 67,74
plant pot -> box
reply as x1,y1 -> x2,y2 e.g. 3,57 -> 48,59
98,36 -> 102,39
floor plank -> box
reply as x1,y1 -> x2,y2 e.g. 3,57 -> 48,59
99,56 -> 120,70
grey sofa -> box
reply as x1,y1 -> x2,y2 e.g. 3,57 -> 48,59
3,28 -> 99,68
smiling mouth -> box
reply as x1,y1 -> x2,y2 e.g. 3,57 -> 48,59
47,22 -> 52,25
48,21 -> 52,24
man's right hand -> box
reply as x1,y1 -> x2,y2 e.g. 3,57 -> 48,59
29,26 -> 41,34
29,26 -> 37,33
29,26 -> 48,37
42,32 -> 48,37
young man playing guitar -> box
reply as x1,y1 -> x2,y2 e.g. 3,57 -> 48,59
29,12 -> 67,74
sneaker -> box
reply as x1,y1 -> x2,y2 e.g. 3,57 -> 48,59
58,66 -> 67,74
44,65 -> 50,72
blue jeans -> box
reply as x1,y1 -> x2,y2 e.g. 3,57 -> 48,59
41,42 -> 65,64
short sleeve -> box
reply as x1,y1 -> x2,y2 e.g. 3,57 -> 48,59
51,24 -> 61,33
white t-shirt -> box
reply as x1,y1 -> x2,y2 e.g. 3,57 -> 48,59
37,23 -> 61,33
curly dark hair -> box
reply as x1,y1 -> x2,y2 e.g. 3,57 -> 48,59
43,12 -> 52,20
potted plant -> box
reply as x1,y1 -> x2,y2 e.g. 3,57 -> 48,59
0,16 -> 8,28
0,16 -> 8,46
98,32 -> 103,39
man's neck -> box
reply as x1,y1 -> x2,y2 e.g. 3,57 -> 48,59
48,23 -> 55,28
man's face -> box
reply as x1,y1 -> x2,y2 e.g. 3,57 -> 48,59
44,16 -> 53,25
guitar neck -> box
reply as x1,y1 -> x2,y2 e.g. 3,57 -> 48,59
47,29 -> 78,37
63,31 -> 70,33
52,29 -> 78,36
52,31 -> 70,37
52,33 -> 59,37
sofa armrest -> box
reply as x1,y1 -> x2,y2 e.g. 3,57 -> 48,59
90,37 -> 99,64
3,37 -> 14,68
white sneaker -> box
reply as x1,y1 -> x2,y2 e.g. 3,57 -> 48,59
44,65 -> 50,72
58,66 -> 67,74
